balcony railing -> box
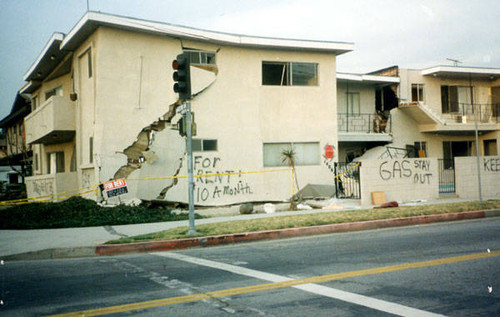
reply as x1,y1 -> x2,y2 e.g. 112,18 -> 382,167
337,113 -> 392,133
443,103 -> 500,123
25,172 -> 78,201
24,96 -> 76,144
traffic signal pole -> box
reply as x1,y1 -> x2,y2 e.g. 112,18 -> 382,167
172,53 -> 197,235
185,101 -> 198,235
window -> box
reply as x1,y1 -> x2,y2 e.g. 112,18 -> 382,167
193,139 -> 218,152
89,137 -> 93,163
70,146 -> 77,172
484,139 -> 497,156
186,50 -> 216,65
45,86 -> 63,100
345,92 -> 360,115
34,153 -> 39,171
31,95 -> 39,111
411,84 -> 424,102
263,142 -> 320,167
47,151 -> 65,174
441,85 -> 472,113
86,49 -> 92,77
262,62 -> 318,86
414,141 -> 427,157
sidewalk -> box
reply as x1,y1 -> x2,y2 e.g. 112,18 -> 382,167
0,197 -> 494,261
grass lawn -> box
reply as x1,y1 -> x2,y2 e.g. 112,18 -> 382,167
106,200 -> 500,244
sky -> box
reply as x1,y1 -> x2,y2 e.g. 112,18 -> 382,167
0,0 -> 499,119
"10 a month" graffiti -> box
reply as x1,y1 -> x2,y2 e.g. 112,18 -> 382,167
379,159 -> 433,184
194,156 -> 253,202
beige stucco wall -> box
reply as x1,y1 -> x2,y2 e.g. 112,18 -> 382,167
360,158 -> 439,205
83,27 -> 339,205
337,81 -> 376,114
455,156 -> 500,199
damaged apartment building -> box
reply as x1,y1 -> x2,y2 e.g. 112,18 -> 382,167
20,11 -> 354,206
13,11 -> 500,206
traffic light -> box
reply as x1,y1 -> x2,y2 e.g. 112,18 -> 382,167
177,113 -> 196,137
172,53 -> 191,100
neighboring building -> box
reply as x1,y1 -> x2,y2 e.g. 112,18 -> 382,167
0,92 -> 32,185
338,65 -> 500,197
336,71 -> 399,162
21,11 -> 354,204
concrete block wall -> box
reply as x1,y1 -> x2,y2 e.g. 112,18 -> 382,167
455,156 -> 500,199
360,158 -> 439,205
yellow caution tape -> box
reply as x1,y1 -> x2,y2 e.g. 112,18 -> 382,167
0,164 -> 359,206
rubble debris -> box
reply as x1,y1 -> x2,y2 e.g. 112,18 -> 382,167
297,203 -> 313,210
239,203 -> 254,214
374,201 -> 399,209
263,203 -> 276,214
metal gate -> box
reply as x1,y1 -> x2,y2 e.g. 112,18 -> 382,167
438,159 -> 455,194
334,162 -> 361,199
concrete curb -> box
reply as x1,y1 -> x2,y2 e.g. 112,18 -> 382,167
3,246 -> 96,261
95,210 -> 495,256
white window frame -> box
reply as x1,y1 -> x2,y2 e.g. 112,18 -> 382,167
262,61 -> 318,86
263,142 -> 320,167
193,139 -> 218,152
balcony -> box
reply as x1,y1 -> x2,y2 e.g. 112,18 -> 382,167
337,112 -> 392,142
24,96 -> 76,145
25,172 -> 78,201
399,101 -> 500,134
442,103 -> 500,124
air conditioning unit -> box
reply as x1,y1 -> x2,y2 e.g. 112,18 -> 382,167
455,115 -> 466,123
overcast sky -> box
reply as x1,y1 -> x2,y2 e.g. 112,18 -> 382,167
1,0 -> 499,119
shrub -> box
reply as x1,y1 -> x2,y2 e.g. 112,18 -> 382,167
0,197 -> 203,229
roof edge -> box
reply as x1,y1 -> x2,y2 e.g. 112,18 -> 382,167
23,32 -> 65,81
61,11 -> 354,53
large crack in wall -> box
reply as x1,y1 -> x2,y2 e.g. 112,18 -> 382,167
112,57 -> 218,200
113,100 -> 181,180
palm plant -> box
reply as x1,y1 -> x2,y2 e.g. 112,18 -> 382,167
281,146 -> 301,210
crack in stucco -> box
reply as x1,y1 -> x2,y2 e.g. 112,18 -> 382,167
113,101 -> 181,180
156,154 -> 185,200
112,59 -> 219,199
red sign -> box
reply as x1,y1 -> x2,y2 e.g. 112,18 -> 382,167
103,179 -> 127,191
324,144 -> 335,159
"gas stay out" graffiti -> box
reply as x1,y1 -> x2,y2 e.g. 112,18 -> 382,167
379,159 -> 433,184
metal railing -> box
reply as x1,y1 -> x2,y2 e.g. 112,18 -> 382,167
337,113 -> 392,133
438,159 -> 455,194
334,161 -> 361,199
444,103 -> 500,123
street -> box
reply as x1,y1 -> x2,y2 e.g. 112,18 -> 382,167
2,218 -> 499,316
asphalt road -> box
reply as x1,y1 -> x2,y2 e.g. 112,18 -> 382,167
1,218 -> 499,316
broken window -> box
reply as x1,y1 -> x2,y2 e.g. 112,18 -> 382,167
186,50 -> 216,65
263,142 -> 320,167
193,139 -> 218,152
262,62 -> 318,86
411,84 -> 424,102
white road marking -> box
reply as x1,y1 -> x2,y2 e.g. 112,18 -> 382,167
154,251 -> 445,317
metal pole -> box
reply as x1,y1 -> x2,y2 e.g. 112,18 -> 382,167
470,73 -> 483,205
186,100 -> 198,235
